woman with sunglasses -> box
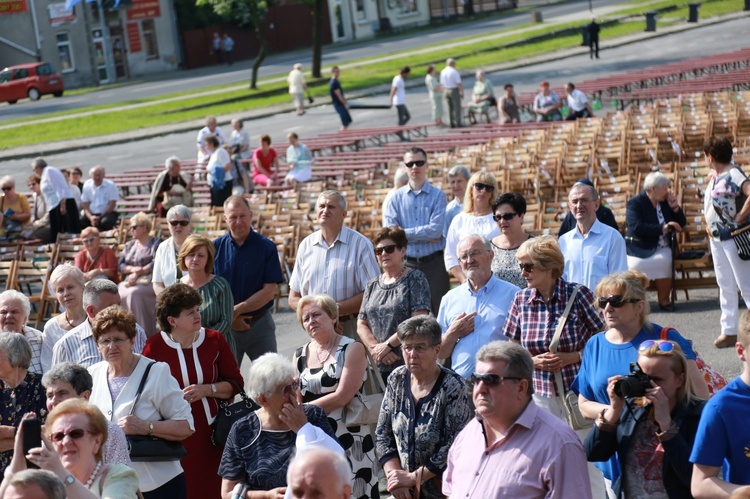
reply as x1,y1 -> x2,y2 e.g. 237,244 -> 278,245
585,340 -> 706,498
0,176 -> 31,239
490,192 -> 533,288
75,227 -> 119,283
152,205 -> 193,296
2,400 -> 139,498
358,226 -> 431,382
445,172 -> 500,283
295,294 -> 379,499
572,269 -> 708,495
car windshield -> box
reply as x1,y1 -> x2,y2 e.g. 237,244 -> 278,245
0,71 -> 9,83
36,63 -> 54,75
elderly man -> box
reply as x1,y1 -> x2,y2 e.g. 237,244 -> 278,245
214,195 -> 284,365
565,83 -> 594,121
558,179 -> 619,237
287,446 -> 352,499
384,147 -> 449,314
1,470 -> 66,499
51,279 -> 146,368
31,157 -> 80,242
443,341 -> 592,498
558,181 -> 627,291
196,116 -> 226,164
533,81 -> 563,122
437,235 -> 519,383
445,165 -> 471,237
0,290 -> 43,375
440,58 -> 463,128
289,190 -> 380,338
80,165 -> 119,231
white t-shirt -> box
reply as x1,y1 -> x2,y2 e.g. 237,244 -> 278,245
440,65 -> 462,89
196,126 -> 227,163
391,74 -> 406,105
567,89 -> 589,112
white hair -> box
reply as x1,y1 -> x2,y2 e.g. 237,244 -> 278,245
165,156 -> 181,169
246,353 -> 295,402
317,190 -> 347,211
394,168 -> 409,188
286,445 -> 352,492
0,290 -> 30,319
50,264 -> 85,289
458,233 -> 492,252
643,172 -> 671,192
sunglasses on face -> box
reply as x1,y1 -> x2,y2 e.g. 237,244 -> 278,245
404,160 -> 426,168
1,186 -> 12,192
473,183 -> 495,192
493,212 -> 517,222
597,295 -> 640,309
169,220 -> 190,227
82,237 -> 97,243
638,339 -> 676,353
49,428 -> 91,442
518,263 -> 535,273
375,244 -> 398,256
470,372 -> 521,387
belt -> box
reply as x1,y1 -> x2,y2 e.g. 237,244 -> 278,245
405,250 -> 443,264
339,314 -> 357,323
242,309 -> 269,326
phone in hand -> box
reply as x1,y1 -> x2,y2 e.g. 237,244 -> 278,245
21,418 -> 42,470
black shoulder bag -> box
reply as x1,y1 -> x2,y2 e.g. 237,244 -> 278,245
211,378 -> 259,447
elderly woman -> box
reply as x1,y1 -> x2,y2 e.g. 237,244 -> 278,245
118,212 -> 161,336
0,176 -> 31,239
177,235 -> 235,354
424,64 -> 444,126
287,63 -> 307,115
295,294 -> 378,499
31,157 -> 80,242
585,341 -> 706,498
376,315 -> 472,499
498,83 -> 520,124
0,333 -> 47,473
467,71 -> 495,125
42,265 -> 88,372
444,165 -> 470,238
230,119 -> 252,193
284,132 -> 314,188
22,174 -> 51,243
572,270 -> 709,492
445,171 -> 500,283
1,400 -> 139,498
145,284 -> 243,499
219,352 -> 339,498
251,134 -> 279,187
358,226 -> 431,381
0,290 -> 44,374
88,306 -> 194,498
74,227 -> 118,283
148,157 -> 193,217
490,192 -> 533,288
205,135 -> 234,208
152,205 -> 193,296
625,171 -> 686,310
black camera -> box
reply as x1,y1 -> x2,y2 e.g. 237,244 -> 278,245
614,363 -> 652,398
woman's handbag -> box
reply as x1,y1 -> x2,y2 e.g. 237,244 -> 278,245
549,285 -> 593,431
126,362 -> 188,462
341,347 -> 386,428
731,224 -> 750,261
660,327 -> 727,396
211,379 -> 259,446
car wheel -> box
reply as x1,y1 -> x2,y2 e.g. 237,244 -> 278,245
53,91 -> 64,97
28,88 -> 41,101
8,100 -> 17,104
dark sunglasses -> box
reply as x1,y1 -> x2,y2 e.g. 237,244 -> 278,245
518,263 -> 535,273
375,244 -> 398,256
404,160 -> 426,168
169,220 -> 190,227
49,428 -> 91,442
493,212 -> 517,222
82,237 -> 97,243
639,339 -> 675,353
470,372 -> 521,387
473,182 -> 495,192
1,186 -> 12,191
597,295 -> 640,309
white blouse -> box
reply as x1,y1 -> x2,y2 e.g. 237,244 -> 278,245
444,212 -> 501,271
151,237 -> 179,287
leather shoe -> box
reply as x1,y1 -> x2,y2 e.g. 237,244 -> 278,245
714,334 -> 738,349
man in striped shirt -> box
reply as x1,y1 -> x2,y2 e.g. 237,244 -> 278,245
288,190 -> 380,338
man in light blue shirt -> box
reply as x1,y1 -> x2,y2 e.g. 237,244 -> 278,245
558,182 -> 627,291
384,147 -> 449,313
444,165 -> 470,238
437,234 -> 520,381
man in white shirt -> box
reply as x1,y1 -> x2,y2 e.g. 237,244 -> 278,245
565,82 -> 594,120
389,66 -> 411,129
80,165 -> 119,231
196,116 -> 226,163
439,58 -> 463,128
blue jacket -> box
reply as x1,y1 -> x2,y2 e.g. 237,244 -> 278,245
625,191 -> 687,258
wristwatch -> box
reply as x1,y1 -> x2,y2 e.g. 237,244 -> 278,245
64,474 -> 76,486
211,383 -> 218,395
148,421 -> 154,436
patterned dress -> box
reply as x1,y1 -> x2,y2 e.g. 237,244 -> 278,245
490,236 -> 532,289
0,371 -> 47,473
295,337 -> 379,499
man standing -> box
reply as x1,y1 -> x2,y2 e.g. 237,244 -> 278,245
440,58 -> 463,128
80,165 -> 119,231
558,182 -> 627,291
533,81 -> 563,122
389,66 -> 411,128
196,116 -> 226,164
443,341 -> 592,498
222,33 -> 234,65
214,196 -> 283,366
288,191 -> 379,338
565,83 -> 594,120
587,17 -> 600,59
444,165 -> 470,237
437,235 -> 519,382
558,179 -> 619,236
330,66 -> 352,131
384,147 -> 449,314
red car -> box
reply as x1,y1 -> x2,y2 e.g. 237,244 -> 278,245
0,62 -> 65,104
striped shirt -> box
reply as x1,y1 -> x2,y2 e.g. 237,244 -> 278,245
384,182 -> 446,258
289,226 -> 380,302
51,319 -> 147,369
22,326 -> 44,375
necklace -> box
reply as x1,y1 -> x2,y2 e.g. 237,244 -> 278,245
85,461 -> 102,489
315,335 -> 338,365
382,265 -> 407,284
64,310 -> 76,328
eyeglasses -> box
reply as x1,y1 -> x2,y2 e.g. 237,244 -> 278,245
1,186 -> 12,192
638,339 -> 675,353
269,379 -> 300,397
518,263 -> 535,273
402,343 -> 432,354
82,237 -> 97,243
458,250 -> 486,262
473,183 -> 495,192
597,295 -> 640,309
375,244 -> 398,256
493,212 -> 517,222
404,160 -> 426,168
470,373 -> 521,387
169,220 -> 190,227
97,337 -> 129,348
49,428 -> 91,442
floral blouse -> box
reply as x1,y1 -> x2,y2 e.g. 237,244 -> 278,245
0,371 -> 47,473
490,236 -> 532,289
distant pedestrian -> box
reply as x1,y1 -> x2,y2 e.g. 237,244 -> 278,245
288,63 -> 308,115
440,58 -> 463,128
425,64 -> 444,126
587,18 -> 600,59
390,66 -> 411,127
222,33 -> 234,65
330,66 -> 352,131
211,32 -> 223,64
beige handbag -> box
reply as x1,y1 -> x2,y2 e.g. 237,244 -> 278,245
341,347 -> 386,427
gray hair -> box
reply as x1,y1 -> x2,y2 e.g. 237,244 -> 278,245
82,279 -> 119,310
42,362 -> 93,394
318,190 -> 347,211
476,70 -> 485,78
446,58 -> 456,66
643,172 -> 671,192
6,469 -> 65,499
247,352 -> 295,402
458,233 -> 492,252
166,204 -> 192,222
476,341 -> 534,395
89,165 -> 105,176
206,116 -> 217,126
0,290 -> 30,320
397,315 -> 442,347
287,445 -> 352,493
0,332 -> 32,369
50,264 -> 85,289
165,156 -> 181,169
293,63 -> 302,70
571,181 -> 599,201
0,176 -> 14,187
448,165 -> 471,181
394,168 -> 409,188
31,158 -> 48,169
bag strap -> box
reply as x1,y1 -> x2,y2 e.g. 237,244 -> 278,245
550,285 -> 581,398
415,466 -> 424,499
128,361 -> 155,416
361,343 -> 386,394
219,378 -> 255,410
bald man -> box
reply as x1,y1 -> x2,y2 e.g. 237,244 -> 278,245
286,446 -> 352,499
80,165 -> 119,230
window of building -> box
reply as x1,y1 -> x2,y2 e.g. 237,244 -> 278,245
142,19 -> 159,60
56,33 -> 75,72
389,0 -> 418,14
354,0 -> 366,20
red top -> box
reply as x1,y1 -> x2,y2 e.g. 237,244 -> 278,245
74,247 -> 119,284
252,147 -> 277,177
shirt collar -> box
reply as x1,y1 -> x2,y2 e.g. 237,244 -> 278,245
464,273 -> 498,296
407,180 -> 432,195
527,277 -> 566,305
312,226 -> 349,247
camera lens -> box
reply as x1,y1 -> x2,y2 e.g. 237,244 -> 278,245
614,376 -> 649,398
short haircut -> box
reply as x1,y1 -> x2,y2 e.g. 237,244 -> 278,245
50,263 -> 85,290
287,132 -> 299,140
401,66 -> 411,75
0,332 -> 32,369
566,82 -> 575,90
165,156 -> 181,169
393,167 -> 409,187
293,63 -> 302,70
516,235 -> 564,280
46,399 -> 108,462
458,233 -> 492,253
504,83 -> 514,90
0,289 -> 31,319
166,204 -> 192,222
129,211 -> 151,229
317,190 -> 347,211
89,165 -> 104,176
476,69 -> 485,78
595,270 -> 651,329
232,118 -> 244,128
405,146 -> 427,161
703,135 -> 733,164
287,445 -> 352,493
476,341 -> 534,395
447,165 -> 471,180
0,176 -> 14,188
82,279 -> 119,310
739,310 -> 750,349
296,294 -> 338,325
570,181 -> 599,202
397,315 -> 442,347
643,172 -> 670,192
91,305 -> 137,343
71,167 -> 83,176
206,116 -> 217,125
31,158 -> 47,169
223,194 -> 251,212
492,192 -> 527,216
247,352 -> 296,402
42,362 -> 93,394
260,134 -> 272,145
426,64 -> 435,74
464,171 -> 498,213
540,81 -> 549,87
156,283 -> 203,333
374,226 -> 408,249
331,66 -> 339,72
80,226 -> 100,239
6,470 -> 65,499
178,234 -> 216,274
204,134 -> 220,148
27,174 -> 41,184
446,58 -> 455,66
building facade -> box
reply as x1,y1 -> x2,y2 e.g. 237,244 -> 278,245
327,0 -> 430,42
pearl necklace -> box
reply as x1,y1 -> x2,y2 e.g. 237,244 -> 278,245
85,461 -> 103,489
